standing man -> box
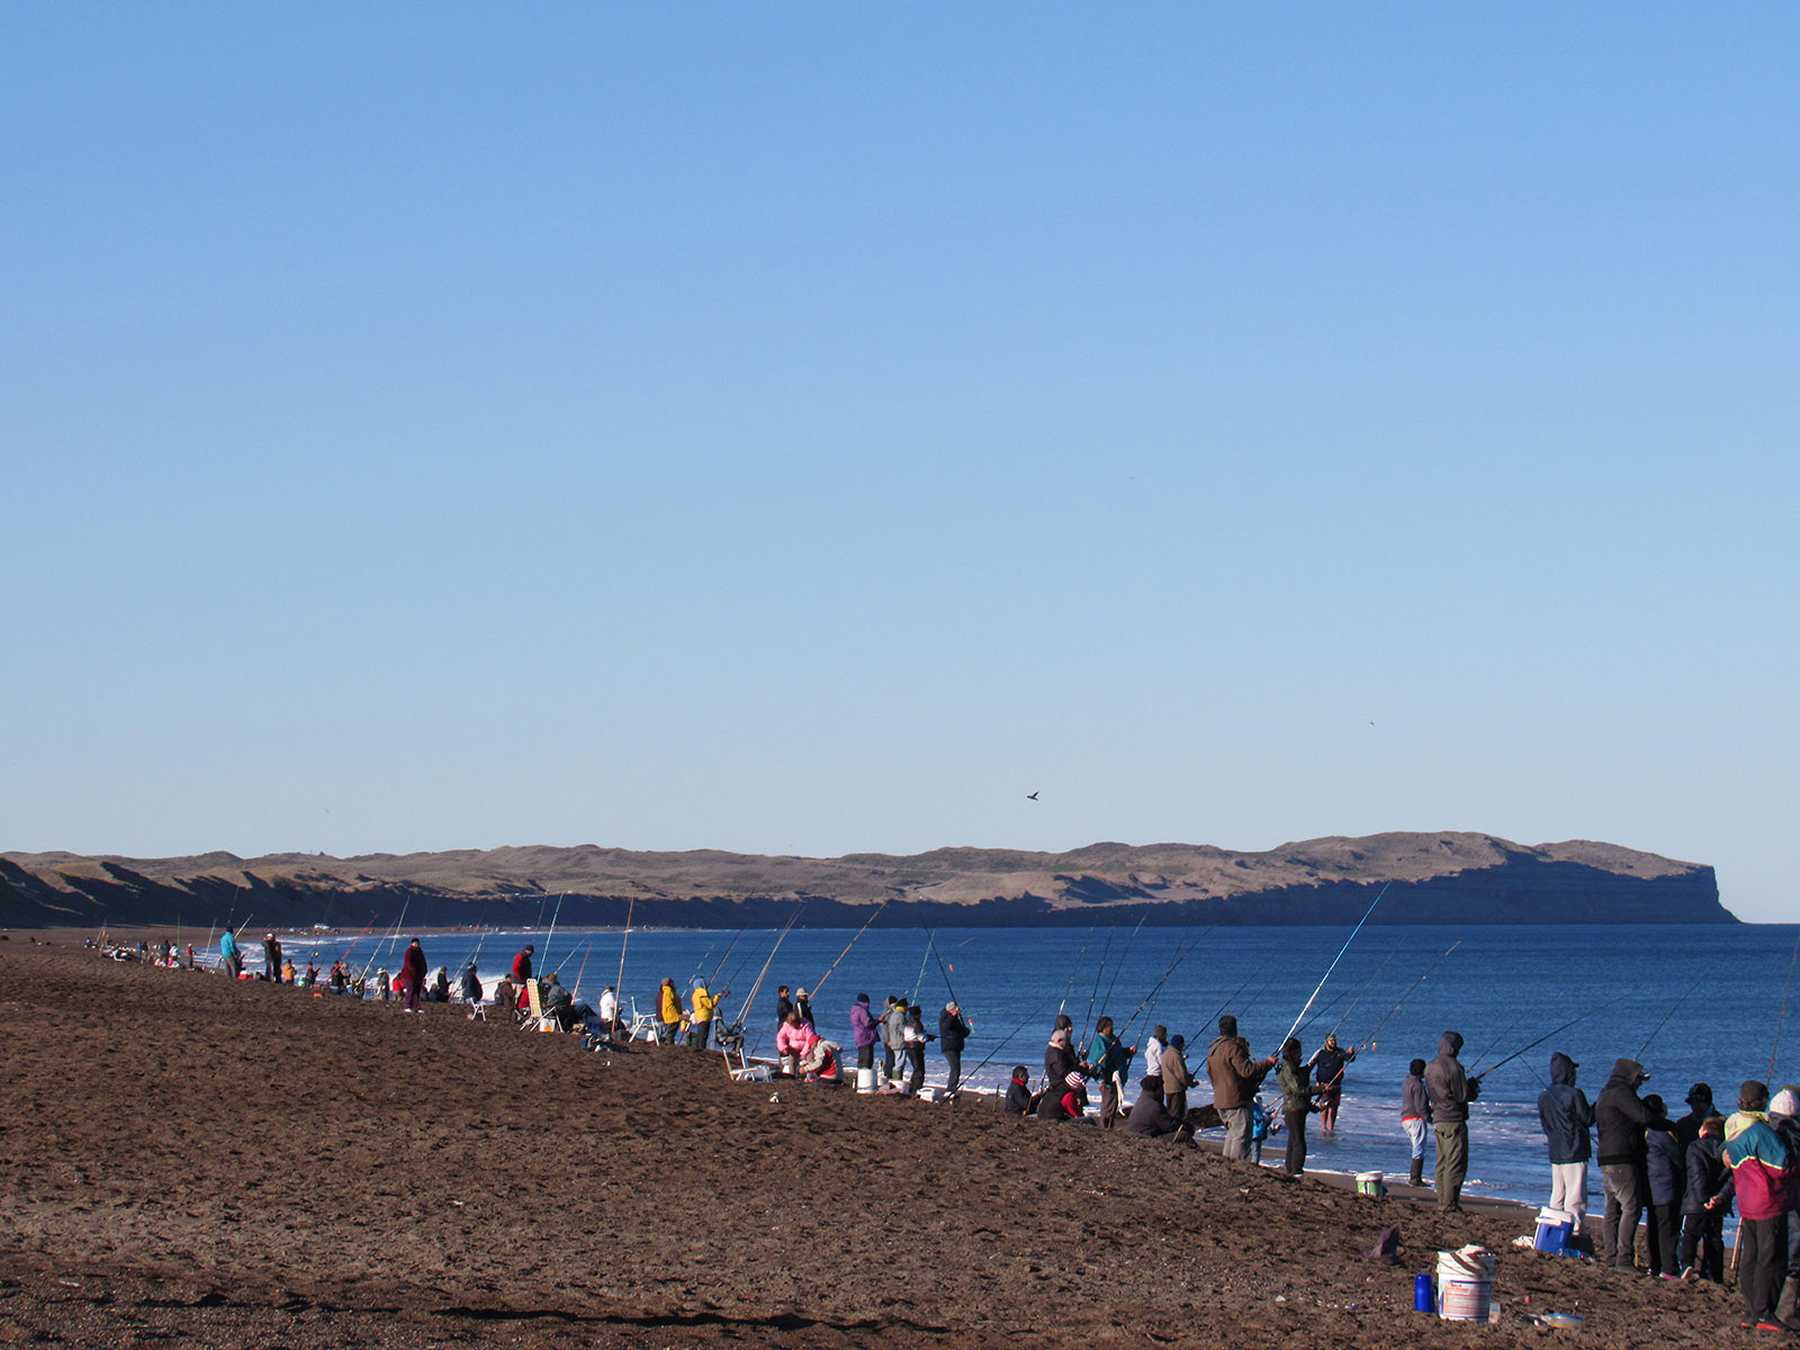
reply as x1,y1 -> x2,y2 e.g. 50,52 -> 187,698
597,985 -> 618,1038
1207,1015 -> 1276,1162
511,943 -> 535,984
881,997 -> 909,1087
1424,1031 -> 1481,1212
263,933 -> 283,983
1307,1033 -> 1357,1134
1086,1016 -> 1134,1129
219,926 -> 241,980
1537,1051 -> 1594,1235
794,987 -> 815,1029
397,938 -> 427,1013
939,1000 -> 973,1097
774,985 -> 795,1027
1674,1083 -> 1715,1148
1594,1057 -> 1653,1269
687,981 -> 717,1049
1725,1081 -> 1795,1333
657,977 -> 682,1045
1161,1034 -> 1194,1123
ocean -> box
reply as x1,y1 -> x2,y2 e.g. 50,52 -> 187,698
269,921 -> 1797,1213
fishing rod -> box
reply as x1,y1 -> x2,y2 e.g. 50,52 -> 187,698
1055,928 -> 1098,1020
1118,936 -> 1199,1043
570,941 -> 595,1002
1094,914 -> 1148,1034
1280,883 -> 1391,1049
1325,948 -> 1402,1041
813,898 -> 892,1002
734,907 -> 801,1028
1471,1001 -> 1622,1082
1357,939 -> 1462,1051
708,931 -> 744,988
1080,929 -> 1117,1047
1769,930 -> 1800,1083
1205,970 -> 1260,1032
1295,982 -> 1360,1041
360,902 -> 406,982
539,892 -> 567,974
959,1003 -> 1055,1087
924,927 -> 960,1008
1638,974 -> 1705,1062
908,931 -> 933,1005
612,898 -> 636,1032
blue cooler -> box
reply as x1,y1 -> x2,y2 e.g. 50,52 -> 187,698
1534,1208 -> 1573,1253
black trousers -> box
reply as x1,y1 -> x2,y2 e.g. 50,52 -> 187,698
883,1046 -> 896,1081
1284,1109 -> 1309,1176
907,1045 -> 925,1093
857,1042 -> 874,1071
1647,1201 -> 1680,1276
1679,1210 -> 1725,1282
944,1049 -> 962,1095
1741,1215 -> 1789,1325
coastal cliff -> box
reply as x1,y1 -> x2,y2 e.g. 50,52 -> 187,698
0,831 -> 1734,929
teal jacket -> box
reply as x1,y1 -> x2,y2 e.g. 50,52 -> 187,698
219,930 -> 238,959
1089,1032 -> 1132,1082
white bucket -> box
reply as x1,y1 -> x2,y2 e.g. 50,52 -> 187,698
856,1066 -> 877,1093
1436,1248 -> 1496,1322
1355,1170 -> 1385,1198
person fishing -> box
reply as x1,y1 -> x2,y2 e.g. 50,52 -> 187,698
1276,1037 -> 1328,1177
1536,1051 -> 1594,1235
939,1000 -> 972,1097
397,938 -> 428,1013
794,987 -> 816,1029
429,965 -> 449,1003
1004,1066 -> 1032,1116
849,993 -> 880,1080
219,926 -> 241,979
541,971 -> 581,1031
1160,1035 -> 1192,1122
511,944 -> 535,983
1086,1016 -> 1134,1129
688,980 -> 718,1050
1144,1024 -> 1167,1080
902,1002 -> 932,1094
1125,1075 -> 1180,1139
1423,1030 -> 1480,1212
775,984 -> 795,1027
881,997 -> 909,1088
1399,1058 -> 1432,1190
1594,1057 -> 1654,1268
263,933 -> 283,983
657,978 -> 682,1045
1306,1033 -> 1356,1134
1680,1112 -> 1733,1283
1207,1015 -> 1275,1162
1768,1087 -> 1800,1322
1041,1025 -> 1079,1121
1725,1080 -> 1796,1333
459,961 -> 484,1019
596,985 -> 618,1037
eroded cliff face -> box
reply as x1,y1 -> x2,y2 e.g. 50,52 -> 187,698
0,834 -> 1734,929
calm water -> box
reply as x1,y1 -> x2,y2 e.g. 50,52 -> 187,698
268,921 -> 1798,1211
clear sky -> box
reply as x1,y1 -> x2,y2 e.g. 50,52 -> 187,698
3,6 -> 1795,919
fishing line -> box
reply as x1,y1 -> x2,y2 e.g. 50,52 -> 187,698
925,926 -> 960,1008
539,892 -> 567,974
813,898 -> 892,1002
1056,928 -> 1097,1021
1637,974 -> 1704,1062
1769,930 -> 1800,1082
1357,939 -> 1462,1051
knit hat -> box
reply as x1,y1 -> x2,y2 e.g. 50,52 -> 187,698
1065,1071 -> 1085,1090
1685,1082 -> 1713,1107
1772,1087 -> 1800,1119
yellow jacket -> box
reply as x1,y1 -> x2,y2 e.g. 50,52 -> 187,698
691,986 -> 717,1022
659,984 -> 681,1024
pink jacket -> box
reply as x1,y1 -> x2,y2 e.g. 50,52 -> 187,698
776,1021 -> 818,1059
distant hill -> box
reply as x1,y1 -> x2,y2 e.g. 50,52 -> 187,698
0,831 -> 1733,929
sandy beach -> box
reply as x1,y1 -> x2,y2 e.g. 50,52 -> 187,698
0,935 -> 1748,1346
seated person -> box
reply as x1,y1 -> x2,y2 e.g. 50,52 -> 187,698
540,973 -> 583,1031
775,1011 -> 816,1077
1004,1066 -> 1033,1115
1124,1075 -> 1181,1138
800,1037 -> 842,1082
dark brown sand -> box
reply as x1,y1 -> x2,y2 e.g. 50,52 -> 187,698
0,937 -> 1744,1346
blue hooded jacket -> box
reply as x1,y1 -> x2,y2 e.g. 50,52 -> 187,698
220,930 -> 238,960
1537,1052 -> 1594,1164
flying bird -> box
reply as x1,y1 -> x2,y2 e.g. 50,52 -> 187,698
1026,791 -> 1040,801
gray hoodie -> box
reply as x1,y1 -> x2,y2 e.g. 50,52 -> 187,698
1424,1031 -> 1479,1124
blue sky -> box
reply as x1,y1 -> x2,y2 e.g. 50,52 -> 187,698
3,6 -> 1794,919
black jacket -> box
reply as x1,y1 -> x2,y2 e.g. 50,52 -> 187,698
1124,1088 -> 1179,1138
1682,1135 -> 1735,1215
1004,1081 -> 1032,1115
1537,1053 -> 1594,1164
775,997 -> 794,1027
939,1010 -> 971,1053
1594,1058 -> 1652,1167
1672,1106 -> 1711,1150
1645,1124 -> 1684,1206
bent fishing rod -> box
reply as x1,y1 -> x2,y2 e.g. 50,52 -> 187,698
812,897 -> 892,1002
1356,939 -> 1462,1051
1280,883 -> 1391,1050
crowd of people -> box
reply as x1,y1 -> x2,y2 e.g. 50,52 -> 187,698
98,924 -> 1799,1331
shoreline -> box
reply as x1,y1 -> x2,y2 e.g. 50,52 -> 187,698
1,940 -> 1745,1346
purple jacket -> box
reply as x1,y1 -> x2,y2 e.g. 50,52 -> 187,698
850,999 -> 879,1048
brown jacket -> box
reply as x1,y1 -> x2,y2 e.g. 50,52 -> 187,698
1206,1035 -> 1269,1110
1160,1044 -> 1193,1093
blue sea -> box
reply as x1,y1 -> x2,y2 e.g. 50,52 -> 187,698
271,921 -> 1797,1213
